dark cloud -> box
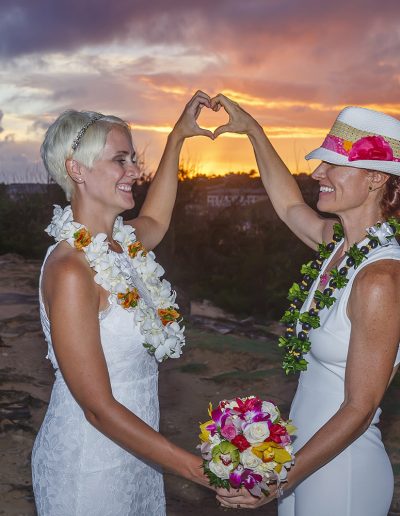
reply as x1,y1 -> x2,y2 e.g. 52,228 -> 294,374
1,0 -> 400,61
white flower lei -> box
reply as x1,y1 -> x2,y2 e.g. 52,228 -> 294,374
45,205 -> 185,362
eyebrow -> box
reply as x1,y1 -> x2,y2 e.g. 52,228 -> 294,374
114,150 -> 136,157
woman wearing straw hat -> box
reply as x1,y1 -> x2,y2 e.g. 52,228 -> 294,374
212,98 -> 400,515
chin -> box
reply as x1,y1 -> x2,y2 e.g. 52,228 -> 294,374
119,200 -> 135,212
317,199 -> 335,213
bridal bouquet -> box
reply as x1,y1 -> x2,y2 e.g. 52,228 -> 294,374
198,396 -> 295,496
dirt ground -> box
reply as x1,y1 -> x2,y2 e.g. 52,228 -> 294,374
0,254 -> 399,515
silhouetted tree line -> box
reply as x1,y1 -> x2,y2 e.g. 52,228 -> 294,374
0,172 -> 322,319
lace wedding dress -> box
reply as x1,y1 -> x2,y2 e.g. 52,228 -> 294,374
32,244 -> 166,515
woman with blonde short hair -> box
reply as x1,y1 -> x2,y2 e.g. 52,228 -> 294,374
32,91 -> 215,515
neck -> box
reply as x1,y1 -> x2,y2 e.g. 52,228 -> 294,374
70,198 -> 118,242
337,204 -> 384,252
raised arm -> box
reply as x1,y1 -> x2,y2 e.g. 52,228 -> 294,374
43,252 -> 210,488
217,260 -> 400,508
129,90 -> 214,251
210,93 -> 336,249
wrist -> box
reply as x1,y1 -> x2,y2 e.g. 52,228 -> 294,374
168,127 -> 186,147
186,456 -> 210,488
247,120 -> 265,139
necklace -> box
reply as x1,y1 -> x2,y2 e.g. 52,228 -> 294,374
279,218 -> 400,374
45,205 -> 185,362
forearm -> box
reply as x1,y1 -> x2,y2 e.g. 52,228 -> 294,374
285,403 -> 373,491
247,124 -> 305,221
86,399 -> 209,487
139,131 -> 183,231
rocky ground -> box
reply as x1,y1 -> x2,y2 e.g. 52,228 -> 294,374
0,254 -> 399,515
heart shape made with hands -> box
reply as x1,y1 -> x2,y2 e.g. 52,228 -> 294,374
193,93 -> 238,140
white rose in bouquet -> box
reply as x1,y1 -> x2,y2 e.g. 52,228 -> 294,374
243,422 -> 270,444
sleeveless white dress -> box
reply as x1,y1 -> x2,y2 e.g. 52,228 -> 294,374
278,236 -> 400,516
32,244 -> 166,516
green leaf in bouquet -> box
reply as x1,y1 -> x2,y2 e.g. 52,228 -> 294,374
202,462 -> 231,490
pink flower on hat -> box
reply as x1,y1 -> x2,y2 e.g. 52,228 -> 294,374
348,135 -> 393,162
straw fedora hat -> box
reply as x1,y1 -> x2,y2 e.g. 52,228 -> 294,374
306,106 -> 400,175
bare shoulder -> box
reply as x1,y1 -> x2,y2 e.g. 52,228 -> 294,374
349,259 -> 400,317
43,243 -> 97,301
354,259 -> 400,290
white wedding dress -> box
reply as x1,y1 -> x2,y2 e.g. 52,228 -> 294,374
278,237 -> 400,516
32,244 -> 166,515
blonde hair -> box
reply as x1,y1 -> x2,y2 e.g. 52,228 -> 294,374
41,110 -> 130,200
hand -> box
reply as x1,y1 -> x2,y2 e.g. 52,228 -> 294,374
216,484 -> 278,509
210,93 -> 262,138
171,90 -> 214,141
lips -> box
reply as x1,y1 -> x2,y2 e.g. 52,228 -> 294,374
319,185 -> 335,193
117,183 -> 133,193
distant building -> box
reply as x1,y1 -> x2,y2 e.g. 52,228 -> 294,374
207,187 -> 268,208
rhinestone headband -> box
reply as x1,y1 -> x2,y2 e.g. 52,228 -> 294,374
71,115 -> 103,151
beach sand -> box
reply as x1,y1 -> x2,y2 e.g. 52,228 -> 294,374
0,254 -> 399,515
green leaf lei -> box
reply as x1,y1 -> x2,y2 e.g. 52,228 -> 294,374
279,219 -> 400,374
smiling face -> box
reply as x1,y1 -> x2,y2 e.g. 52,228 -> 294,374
311,161 -> 372,215
80,125 -> 140,213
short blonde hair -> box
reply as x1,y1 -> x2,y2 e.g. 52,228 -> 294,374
41,110 -> 130,200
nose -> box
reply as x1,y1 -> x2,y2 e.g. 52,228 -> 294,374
126,162 -> 141,180
311,162 -> 328,181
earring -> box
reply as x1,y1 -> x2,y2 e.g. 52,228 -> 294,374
369,185 -> 372,191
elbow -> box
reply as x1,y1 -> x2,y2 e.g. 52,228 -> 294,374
341,399 -> 377,433
83,397 -> 118,428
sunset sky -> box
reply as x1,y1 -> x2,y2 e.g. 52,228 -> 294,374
1,0 -> 400,182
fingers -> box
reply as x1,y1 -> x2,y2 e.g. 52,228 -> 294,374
216,494 -> 267,509
213,123 -> 231,138
210,93 -> 237,112
188,90 -> 211,109
196,127 -> 215,140
216,488 -> 241,497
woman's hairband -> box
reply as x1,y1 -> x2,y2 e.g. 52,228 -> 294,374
71,115 -> 103,152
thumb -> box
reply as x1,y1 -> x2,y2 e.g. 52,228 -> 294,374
213,124 -> 231,138
196,128 -> 215,140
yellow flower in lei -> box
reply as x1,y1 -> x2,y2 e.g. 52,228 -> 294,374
73,228 -> 92,250
158,307 -> 180,326
46,205 -> 186,362
128,241 -> 147,258
117,288 -> 140,309
252,442 -> 292,472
